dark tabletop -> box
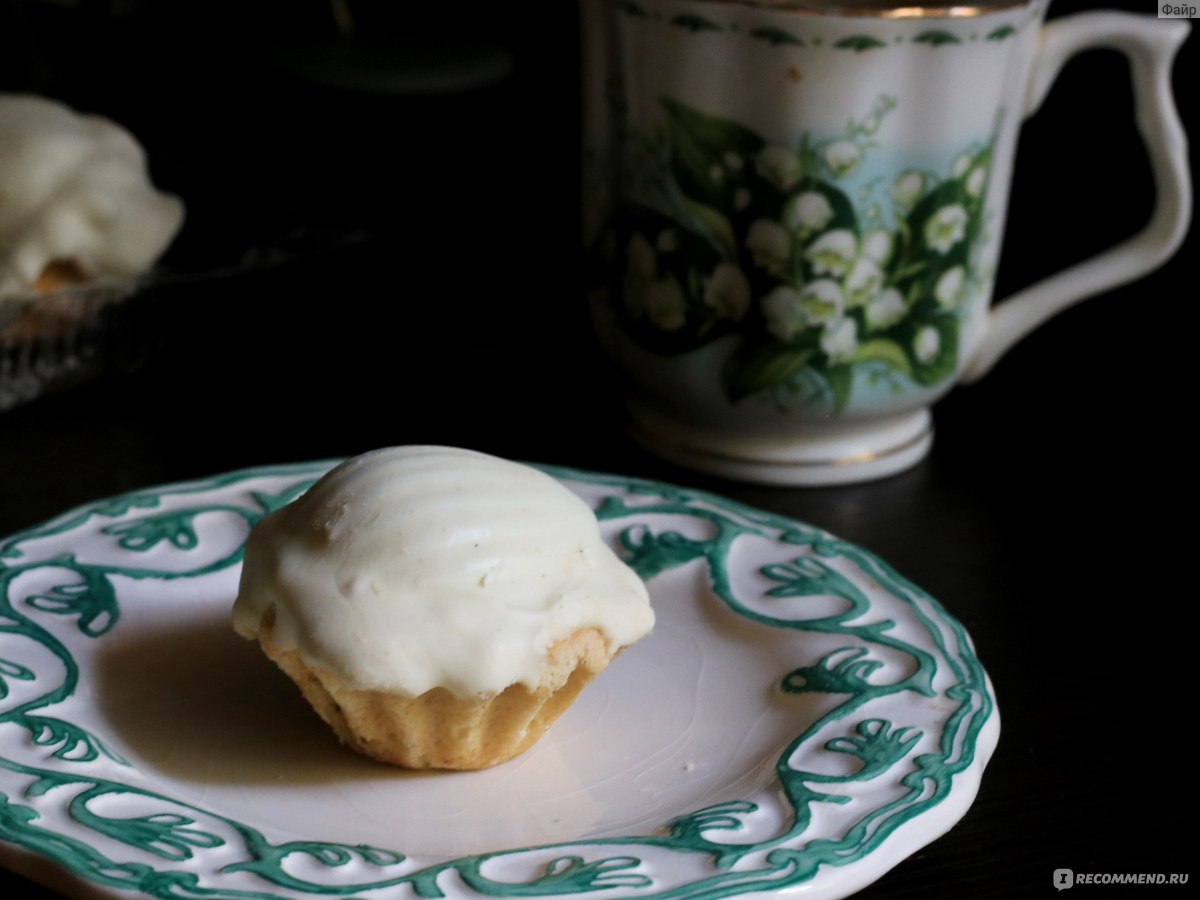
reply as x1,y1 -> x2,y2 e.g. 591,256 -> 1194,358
1,0 -> 1195,897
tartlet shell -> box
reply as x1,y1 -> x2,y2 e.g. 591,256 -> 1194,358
257,614 -> 614,770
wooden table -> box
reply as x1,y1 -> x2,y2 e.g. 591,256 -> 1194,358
2,0 -> 1193,894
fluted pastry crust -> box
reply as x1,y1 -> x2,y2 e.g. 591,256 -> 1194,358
258,611 -> 612,769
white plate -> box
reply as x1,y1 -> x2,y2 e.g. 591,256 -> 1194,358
0,462 -> 998,898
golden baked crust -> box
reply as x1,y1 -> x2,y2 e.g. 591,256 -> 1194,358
34,259 -> 91,294
257,611 -> 613,770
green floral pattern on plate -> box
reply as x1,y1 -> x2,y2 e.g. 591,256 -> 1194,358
0,463 -> 996,898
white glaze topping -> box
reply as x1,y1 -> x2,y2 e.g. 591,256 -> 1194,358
0,94 -> 184,297
233,447 -> 654,697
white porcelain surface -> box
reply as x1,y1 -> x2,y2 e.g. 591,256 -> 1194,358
582,0 -> 1190,484
0,462 -> 998,898
627,400 -> 933,486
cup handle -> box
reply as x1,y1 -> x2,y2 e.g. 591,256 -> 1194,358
961,12 -> 1191,382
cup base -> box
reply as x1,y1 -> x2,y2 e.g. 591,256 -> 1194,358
626,402 -> 933,487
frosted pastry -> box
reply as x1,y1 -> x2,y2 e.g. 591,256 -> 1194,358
233,446 -> 655,769
0,94 -> 184,299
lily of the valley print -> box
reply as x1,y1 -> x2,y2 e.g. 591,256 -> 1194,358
611,96 -> 997,412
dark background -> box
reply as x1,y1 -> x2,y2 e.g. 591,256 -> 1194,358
1,0 -> 1195,896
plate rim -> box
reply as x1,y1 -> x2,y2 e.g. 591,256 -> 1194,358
0,460 -> 999,899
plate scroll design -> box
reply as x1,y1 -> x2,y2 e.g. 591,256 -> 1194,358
0,463 -> 996,899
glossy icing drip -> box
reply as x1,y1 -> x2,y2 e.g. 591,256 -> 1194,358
0,94 -> 184,297
233,447 -> 654,697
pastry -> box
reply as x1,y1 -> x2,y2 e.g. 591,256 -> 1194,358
0,93 -> 184,302
0,94 -> 185,409
232,446 -> 654,769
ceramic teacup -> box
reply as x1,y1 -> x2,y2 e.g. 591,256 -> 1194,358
581,0 -> 1191,485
